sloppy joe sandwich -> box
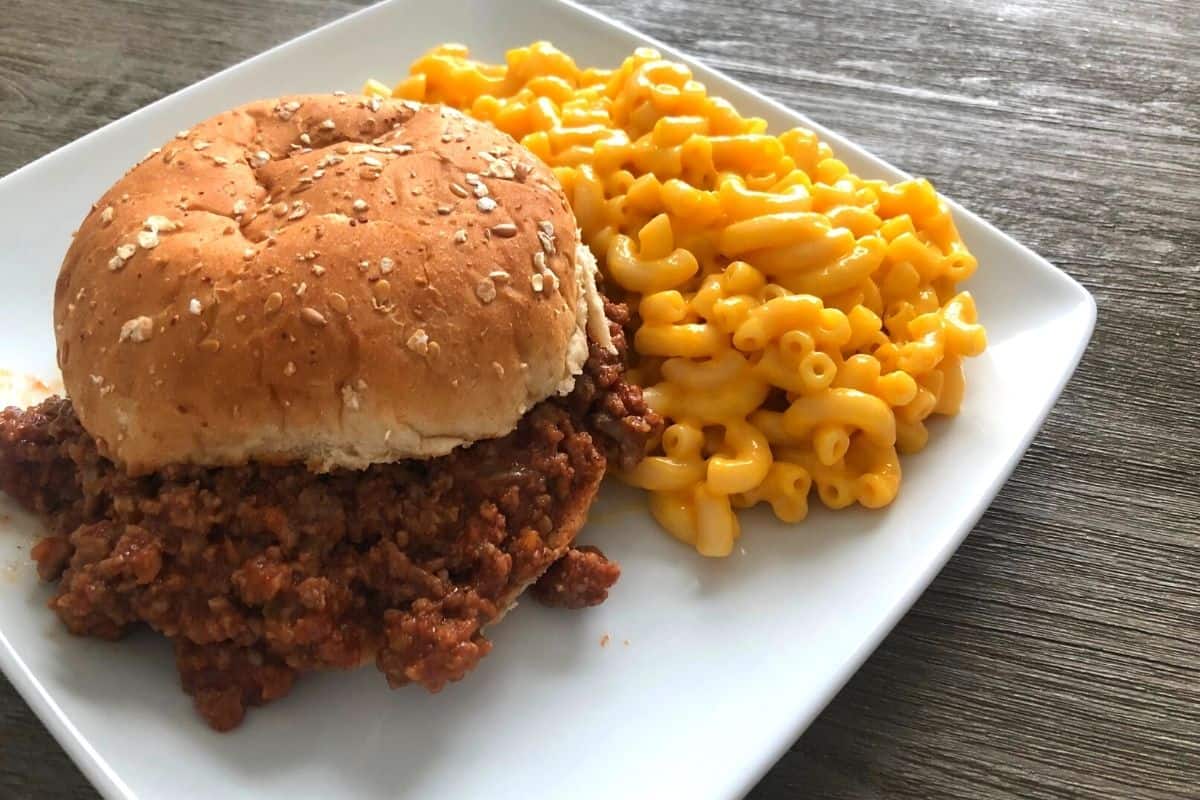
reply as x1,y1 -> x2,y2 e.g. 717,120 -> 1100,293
0,94 -> 660,730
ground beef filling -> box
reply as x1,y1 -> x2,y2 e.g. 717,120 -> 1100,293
0,306 -> 661,731
530,545 -> 622,609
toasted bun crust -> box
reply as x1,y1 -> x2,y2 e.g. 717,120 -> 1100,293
55,95 -> 603,474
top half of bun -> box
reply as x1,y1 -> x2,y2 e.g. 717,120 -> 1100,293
54,94 -> 611,474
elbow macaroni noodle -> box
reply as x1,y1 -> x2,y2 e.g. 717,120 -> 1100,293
369,42 -> 988,557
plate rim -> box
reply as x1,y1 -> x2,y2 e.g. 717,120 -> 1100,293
0,1 -> 1097,798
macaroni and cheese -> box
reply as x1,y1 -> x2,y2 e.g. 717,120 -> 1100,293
368,42 -> 987,556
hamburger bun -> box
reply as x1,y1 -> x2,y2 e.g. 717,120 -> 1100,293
54,94 -> 611,474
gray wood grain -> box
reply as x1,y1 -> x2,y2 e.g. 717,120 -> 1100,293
0,0 -> 1197,798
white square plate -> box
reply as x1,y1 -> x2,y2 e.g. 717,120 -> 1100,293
0,1 -> 1095,798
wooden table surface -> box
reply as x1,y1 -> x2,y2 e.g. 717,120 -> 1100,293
1,1 -> 1196,797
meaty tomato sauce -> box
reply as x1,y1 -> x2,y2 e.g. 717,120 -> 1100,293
0,301 -> 660,730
